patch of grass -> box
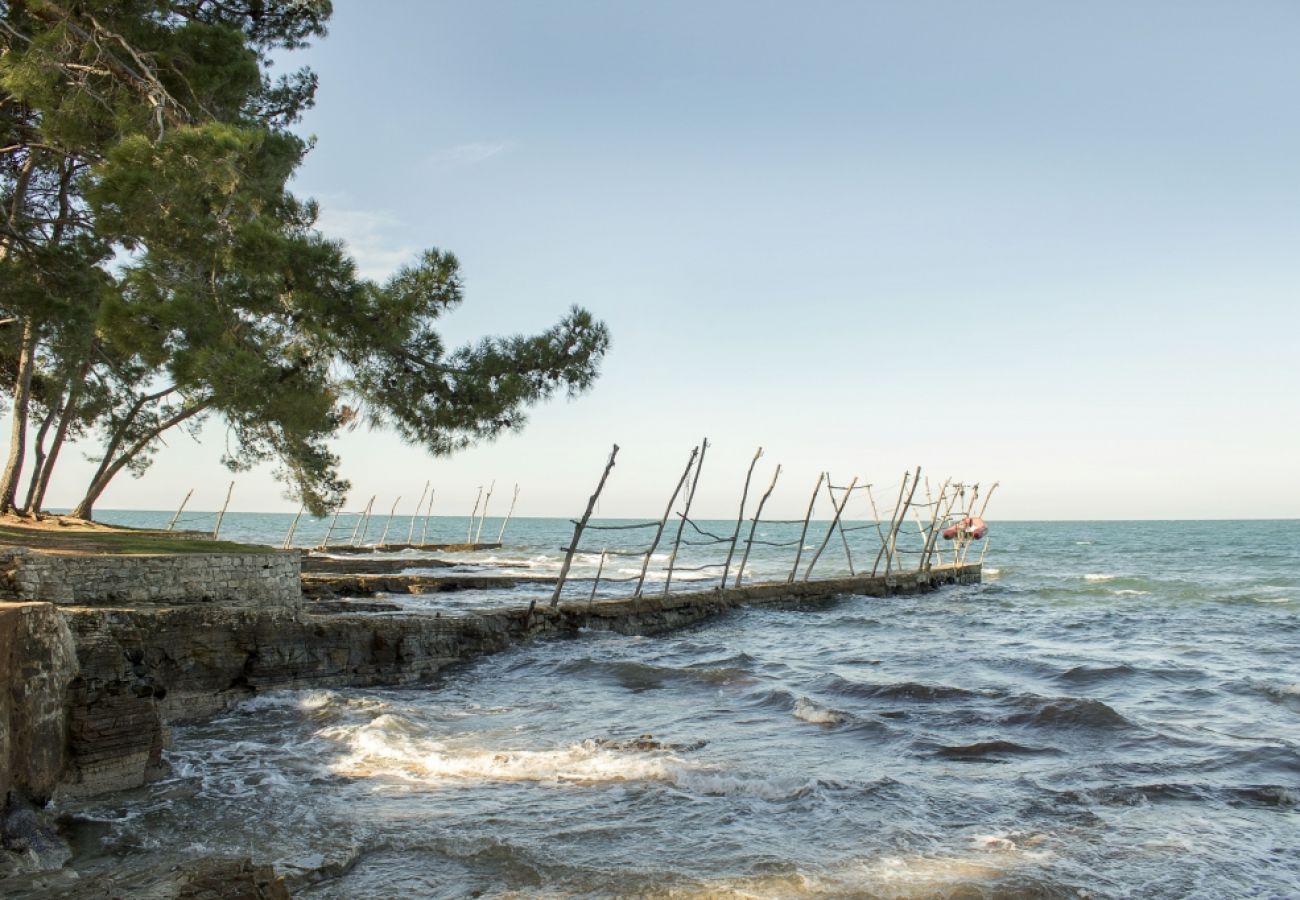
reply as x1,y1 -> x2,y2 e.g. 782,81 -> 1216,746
0,523 -> 276,555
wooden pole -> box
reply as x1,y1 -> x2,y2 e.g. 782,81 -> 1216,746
787,472 -> 825,583
282,503 -> 305,550
864,484 -> 889,574
352,495 -> 375,546
212,481 -> 234,540
166,488 -> 193,532
735,463 -> 781,587
466,486 -> 483,542
968,481 -> 999,567
919,479 -> 953,573
588,549 -> 608,606
719,447 -> 763,588
318,507 -> 342,550
548,444 -> 620,608
664,438 -> 709,596
496,484 -> 521,542
804,475 -> 857,581
872,473 -> 910,577
474,480 -> 495,544
420,487 -> 436,546
377,496 -> 401,547
825,477 -> 856,576
884,468 -> 922,582
406,481 -> 430,544
635,445 -> 699,597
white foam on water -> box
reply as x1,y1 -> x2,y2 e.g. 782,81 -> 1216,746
792,697 -> 849,725
983,567 -> 1001,578
667,770 -> 819,801
1252,596 -> 1292,604
1112,589 -> 1151,597
1074,541 -> 1094,545
1084,573 -> 1115,582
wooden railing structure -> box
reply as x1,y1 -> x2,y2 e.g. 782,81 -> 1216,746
534,441 -> 997,614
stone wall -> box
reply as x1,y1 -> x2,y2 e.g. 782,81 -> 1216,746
0,548 -> 300,607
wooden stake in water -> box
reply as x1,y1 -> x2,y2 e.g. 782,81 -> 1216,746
212,481 -> 234,540
548,444 -> 620,609
788,472 -> 825,583
282,504 -> 305,550
919,478 -> 953,573
720,447 -> 763,588
352,495 -> 376,546
377,496 -> 401,547
864,483 -> 889,571
635,445 -> 699,597
467,486 -> 483,542
474,480 -> 495,544
825,477 -> 856,576
872,473 -> 910,577
318,507 -> 342,550
735,463 -> 781,587
166,489 -> 193,532
804,475 -> 857,581
664,437 -> 709,596
884,468 -> 922,581
496,484 -> 521,543
407,481 -> 430,544
589,549 -> 608,606
420,487 -> 436,545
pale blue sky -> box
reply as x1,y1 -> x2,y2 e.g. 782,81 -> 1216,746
26,1 -> 1300,519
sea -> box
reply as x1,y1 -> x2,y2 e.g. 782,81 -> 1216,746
47,514 -> 1300,898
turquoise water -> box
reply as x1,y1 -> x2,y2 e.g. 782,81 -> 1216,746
54,519 -> 1300,897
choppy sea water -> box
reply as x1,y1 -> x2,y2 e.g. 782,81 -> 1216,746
55,518 -> 1300,897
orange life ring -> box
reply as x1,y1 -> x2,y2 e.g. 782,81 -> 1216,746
942,516 -> 988,540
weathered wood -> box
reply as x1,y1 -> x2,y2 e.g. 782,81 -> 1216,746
352,496 -> 376,547
788,472 -> 825,583
589,549 -> 608,605
825,477 -> 856,576
420,487 -> 436,545
885,468 -> 923,581
348,496 -> 374,546
407,481 -> 430,544
317,508 -> 342,550
664,438 -> 709,596
872,473 -> 910,577
466,486 -> 483,542
804,475 -> 857,581
212,481 -> 234,540
165,489 -> 193,532
548,444 -> 620,609
919,478 -> 952,572
635,445 -> 699,597
377,496 -> 401,547
735,463 -> 781,587
496,483 -> 521,542
720,447 -> 763,588
864,483 -> 890,573
474,480 -> 495,544
282,504 -> 305,550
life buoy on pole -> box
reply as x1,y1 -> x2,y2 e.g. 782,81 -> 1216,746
942,516 -> 988,541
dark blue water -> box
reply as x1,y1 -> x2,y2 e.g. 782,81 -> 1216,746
58,520 -> 1300,897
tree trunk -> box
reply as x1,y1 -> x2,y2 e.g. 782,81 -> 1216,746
0,320 -> 40,513
71,397 -> 211,520
21,397 -> 62,514
28,358 -> 91,515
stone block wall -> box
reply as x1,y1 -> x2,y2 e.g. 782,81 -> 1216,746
0,549 -> 300,607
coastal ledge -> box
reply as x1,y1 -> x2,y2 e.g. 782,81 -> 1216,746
0,547 -> 301,607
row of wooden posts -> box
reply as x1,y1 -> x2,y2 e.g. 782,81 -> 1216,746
535,441 -> 997,613
161,480 -> 522,549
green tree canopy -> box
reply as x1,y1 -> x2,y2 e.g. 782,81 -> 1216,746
1,0 -> 609,518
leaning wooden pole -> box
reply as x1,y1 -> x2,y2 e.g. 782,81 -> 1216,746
474,480 -> 495,544
664,438 -> 709,596
166,489 -> 193,532
788,472 -> 825,583
804,475 -> 858,581
864,484 -> 890,571
825,477 -> 856,576
351,496 -> 375,546
588,549 -> 608,606
420,487 -> 436,545
496,484 -> 521,542
377,496 -> 401,547
635,445 -> 699,597
735,463 -> 781,587
212,481 -> 234,540
884,467 -> 922,581
466,486 -> 483,542
282,504 -> 305,550
547,444 -> 620,609
872,473 -> 910,577
406,481 -> 430,544
919,478 -> 952,573
719,446 -> 763,588
318,507 -> 342,550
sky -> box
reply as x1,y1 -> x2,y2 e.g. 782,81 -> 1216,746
20,0 -> 1300,520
